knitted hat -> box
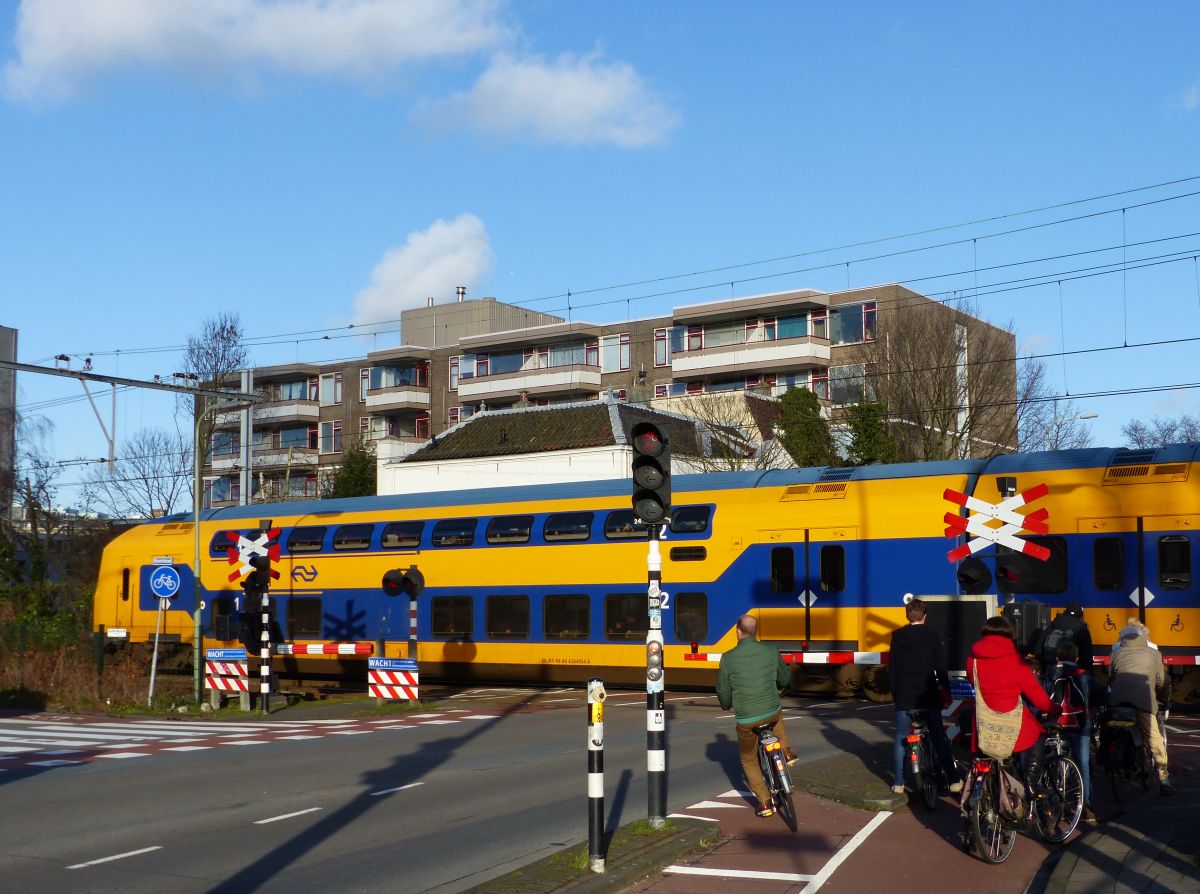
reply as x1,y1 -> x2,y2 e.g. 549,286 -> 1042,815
1065,601 -> 1084,618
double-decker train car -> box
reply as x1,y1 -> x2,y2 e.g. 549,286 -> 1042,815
93,443 -> 1200,703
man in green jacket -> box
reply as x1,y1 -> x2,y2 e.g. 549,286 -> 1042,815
717,614 -> 797,817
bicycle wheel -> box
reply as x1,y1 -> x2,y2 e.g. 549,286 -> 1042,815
918,739 -> 940,811
770,753 -> 798,832
970,774 -> 1016,864
1108,730 -> 1136,803
1034,756 -> 1083,843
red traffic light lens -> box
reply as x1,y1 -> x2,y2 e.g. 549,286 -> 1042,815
633,429 -> 663,457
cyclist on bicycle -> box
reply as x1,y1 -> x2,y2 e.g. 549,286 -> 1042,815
1109,620 -> 1173,795
967,615 -> 1059,789
889,597 -> 963,795
1050,640 -> 1100,824
717,614 -> 797,817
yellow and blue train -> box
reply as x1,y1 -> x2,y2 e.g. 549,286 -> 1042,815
93,443 -> 1200,702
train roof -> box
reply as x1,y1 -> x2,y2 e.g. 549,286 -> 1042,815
153,443 -> 1200,526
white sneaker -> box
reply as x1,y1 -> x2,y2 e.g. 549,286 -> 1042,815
891,784 -> 906,794
948,780 -> 964,794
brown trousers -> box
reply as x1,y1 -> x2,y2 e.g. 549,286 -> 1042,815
735,709 -> 793,804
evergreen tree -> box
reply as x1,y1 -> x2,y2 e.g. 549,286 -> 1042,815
778,388 -> 837,467
321,439 -> 377,499
845,402 -> 901,466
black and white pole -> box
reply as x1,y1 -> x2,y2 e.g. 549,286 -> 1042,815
646,526 -> 667,827
587,677 -> 607,873
409,593 -> 419,661
260,586 -> 271,714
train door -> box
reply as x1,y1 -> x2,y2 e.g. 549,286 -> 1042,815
1141,516 -> 1199,635
110,555 -> 138,634
759,527 -> 856,647
278,518 -> 326,642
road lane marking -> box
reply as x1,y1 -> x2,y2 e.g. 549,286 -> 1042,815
162,746 -> 212,752
418,720 -> 460,725
668,813 -> 720,821
255,807 -> 322,825
687,800 -> 747,810
28,759 -> 82,767
223,740 -> 269,746
666,867 -> 815,882
93,752 -> 151,759
277,735 -> 321,740
800,810 -> 890,894
330,730 -> 373,735
67,846 -> 162,869
370,782 -> 424,797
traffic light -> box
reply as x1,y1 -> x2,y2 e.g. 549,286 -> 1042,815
631,421 -> 671,525
646,638 -> 664,683
242,554 -> 272,598
383,565 -> 425,598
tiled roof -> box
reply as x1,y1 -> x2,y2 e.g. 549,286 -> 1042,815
401,401 -> 707,462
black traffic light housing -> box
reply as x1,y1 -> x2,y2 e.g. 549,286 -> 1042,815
631,421 -> 671,525
383,565 -> 425,598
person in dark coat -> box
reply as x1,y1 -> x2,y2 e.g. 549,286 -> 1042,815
1036,601 -> 1093,679
967,615 -> 1059,784
889,598 -> 962,794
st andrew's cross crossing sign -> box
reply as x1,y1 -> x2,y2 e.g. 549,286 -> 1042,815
943,482 -> 1050,562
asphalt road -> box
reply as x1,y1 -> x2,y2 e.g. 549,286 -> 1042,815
0,690 -> 920,893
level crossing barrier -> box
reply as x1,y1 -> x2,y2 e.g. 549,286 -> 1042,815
368,657 -> 418,703
205,648 -> 251,711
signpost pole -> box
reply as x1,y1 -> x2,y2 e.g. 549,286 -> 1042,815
646,525 -> 666,827
147,597 -> 166,708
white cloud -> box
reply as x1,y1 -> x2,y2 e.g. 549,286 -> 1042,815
4,0 -> 508,102
1171,80 -> 1200,114
353,214 -> 493,324
416,51 -> 680,148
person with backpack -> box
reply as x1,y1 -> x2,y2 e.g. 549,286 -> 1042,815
1037,601 -> 1093,683
1050,640 -> 1099,824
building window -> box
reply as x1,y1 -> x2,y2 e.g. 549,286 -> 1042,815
810,309 -> 828,340
585,341 -> 599,367
319,420 -> 342,454
864,301 -> 877,341
475,355 -> 489,377
598,333 -> 631,372
829,364 -> 869,405
686,326 -> 703,352
448,407 -> 460,425
686,381 -> 702,395
449,356 -> 460,391
654,384 -> 668,399
359,416 -> 369,436
811,370 -> 829,400
415,415 -> 430,439
319,372 -> 343,406
307,376 -> 319,400
359,368 -> 369,400
654,328 -> 669,367
230,480 -> 241,505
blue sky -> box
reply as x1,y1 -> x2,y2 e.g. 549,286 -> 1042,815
3,1 -> 1200,508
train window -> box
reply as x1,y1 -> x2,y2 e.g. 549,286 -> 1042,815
771,547 -> 795,592
545,595 -> 590,639
210,530 -> 238,557
121,567 -> 130,601
997,537 -> 1068,594
604,509 -> 648,540
288,597 -> 323,639
1159,536 -> 1192,589
1093,537 -> 1126,591
288,527 -> 327,553
674,593 -> 708,642
487,515 -> 533,544
382,521 -> 424,549
544,512 -> 594,542
670,546 -> 707,561
432,597 -> 473,637
432,518 -> 477,547
332,524 -> 373,551
605,593 -> 650,640
820,545 -> 845,593
670,506 -> 711,534
486,596 -> 530,639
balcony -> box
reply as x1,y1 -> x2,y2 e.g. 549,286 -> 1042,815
457,364 -> 602,401
251,446 -> 319,470
216,399 -> 319,427
671,335 -> 830,378
364,386 -> 430,412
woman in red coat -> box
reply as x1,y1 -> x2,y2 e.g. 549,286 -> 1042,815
966,615 -> 1059,779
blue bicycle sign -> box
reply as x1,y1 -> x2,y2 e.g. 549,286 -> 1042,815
149,566 -> 182,600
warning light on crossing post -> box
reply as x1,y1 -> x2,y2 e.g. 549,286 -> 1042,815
383,566 -> 425,598
631,421 -> 671,525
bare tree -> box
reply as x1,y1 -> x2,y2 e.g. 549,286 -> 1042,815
851,295 -> 1019,461
1121,413 -> 1200,449
669,391 -> 791,471
1016,357 -> 1095,452
80,427 -> 192,518
178,312 -> 249,501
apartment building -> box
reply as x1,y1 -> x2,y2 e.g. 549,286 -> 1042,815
202,284 -> 1015,506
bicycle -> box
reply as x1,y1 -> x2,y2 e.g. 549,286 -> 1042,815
753,721 -> 797,832
904,711 -> 948,811
960,721 -> 1083,863
1097,703 -> 1163,802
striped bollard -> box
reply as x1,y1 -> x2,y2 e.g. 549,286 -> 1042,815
260,590 -> 271,714
587,678 -> 607,873
646,529 -> 667,827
